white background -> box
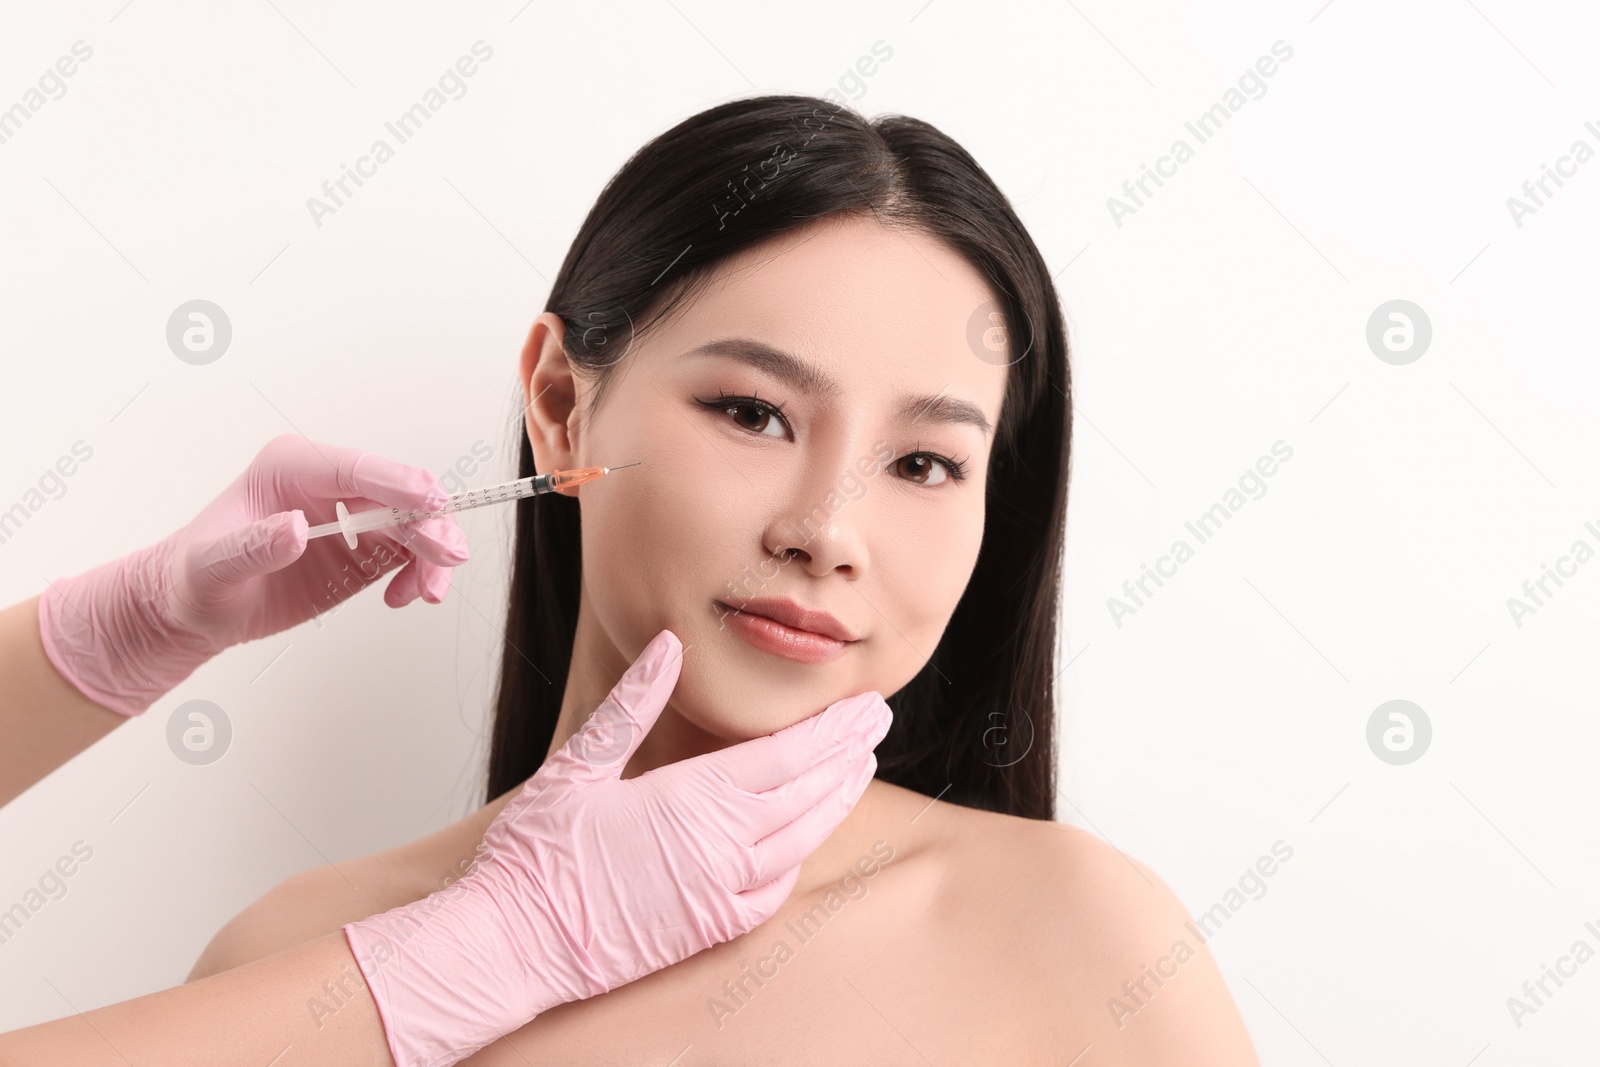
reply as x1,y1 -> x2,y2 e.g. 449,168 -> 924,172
3,0 -> 1598,1061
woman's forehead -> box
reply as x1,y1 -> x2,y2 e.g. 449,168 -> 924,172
638,218 -> 1008,416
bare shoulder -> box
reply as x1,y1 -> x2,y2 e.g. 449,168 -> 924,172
185,789 -> 516,982
940,810 -> 1261,1066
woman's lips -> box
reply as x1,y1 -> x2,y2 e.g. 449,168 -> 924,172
715,601 -> 853,664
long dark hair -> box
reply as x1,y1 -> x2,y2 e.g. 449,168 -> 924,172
486,94 -> 1071,820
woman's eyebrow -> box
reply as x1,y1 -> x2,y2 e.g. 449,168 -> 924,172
686,337 -> 994,436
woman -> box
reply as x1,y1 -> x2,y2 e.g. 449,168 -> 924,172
191,94 -> 1260,1064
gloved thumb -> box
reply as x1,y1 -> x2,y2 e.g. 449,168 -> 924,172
554,628 -> 684,787
190,511 -> 309,590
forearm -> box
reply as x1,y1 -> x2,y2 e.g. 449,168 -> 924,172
0,595 -> 124,806
0,932 -> 395,1067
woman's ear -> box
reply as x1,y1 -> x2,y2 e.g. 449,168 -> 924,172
521,312 -> 584,497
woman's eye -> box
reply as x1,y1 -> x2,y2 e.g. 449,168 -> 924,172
896,454 -> 950,486
721,399 -> 788,438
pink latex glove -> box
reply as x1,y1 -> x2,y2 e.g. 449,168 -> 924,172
343,628 -> 891,1067
38,434 -> 470,717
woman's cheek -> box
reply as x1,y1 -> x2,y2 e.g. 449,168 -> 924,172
889,505 -> 984,638
581,453 -> 745,631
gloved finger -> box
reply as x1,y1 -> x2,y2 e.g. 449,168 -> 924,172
365,510 -> 470,569
186,511 -> 308,596
395,557 -> 450,605
420,559 -> 453,604
741,741 -> 864,844
338,445 -> 451,512
262,437 -> 439,510
359,458 -> 451,513
372,515 -> 467,572
741,754 -> 876,892
383,557 -> 425,607
697,691 -> 890,794
734,864 -> 801,920
544,628 -> 684,788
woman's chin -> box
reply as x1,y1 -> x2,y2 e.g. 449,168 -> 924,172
663,672 -> 820,745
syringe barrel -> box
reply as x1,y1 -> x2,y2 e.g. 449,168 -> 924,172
380,474 -> 557,526
444,474 -> 555,513
313,471 -> 575,546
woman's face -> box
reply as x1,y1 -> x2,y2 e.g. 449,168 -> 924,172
528,212 -> 1009,741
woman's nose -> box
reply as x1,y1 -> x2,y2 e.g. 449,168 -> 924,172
762,463 -> 869,578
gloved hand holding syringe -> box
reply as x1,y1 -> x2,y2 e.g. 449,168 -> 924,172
308,462 -> 642,548
36,435 -> 641,719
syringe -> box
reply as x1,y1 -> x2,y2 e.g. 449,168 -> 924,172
307,463 -> 640,549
